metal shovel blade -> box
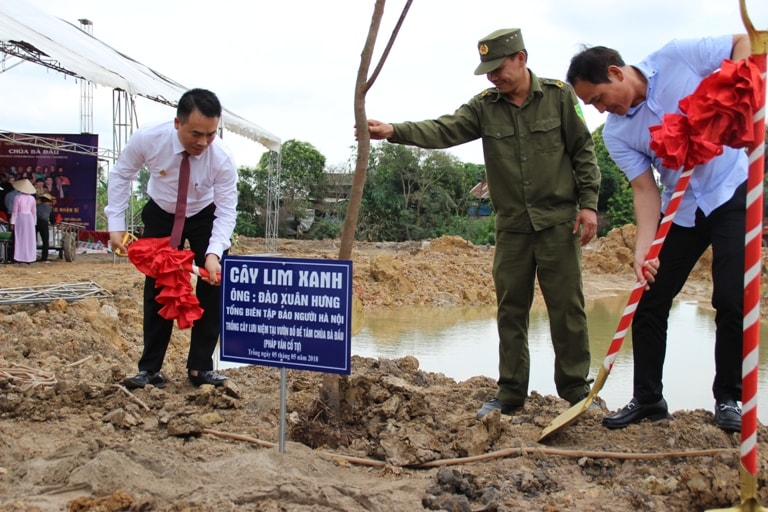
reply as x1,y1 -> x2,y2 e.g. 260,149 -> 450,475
538,366 -> 609,442
705,466 -> 768,511
707,501 -> 768,512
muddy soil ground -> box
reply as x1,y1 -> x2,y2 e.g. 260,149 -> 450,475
1,228 -> 767,511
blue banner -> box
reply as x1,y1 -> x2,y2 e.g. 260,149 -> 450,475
220,256 -> 352,374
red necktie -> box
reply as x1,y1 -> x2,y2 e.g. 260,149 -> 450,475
169,151 -> 190,248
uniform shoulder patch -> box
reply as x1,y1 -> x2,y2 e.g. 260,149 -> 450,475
574,102 -> 586,123
542,78 -> 565,89
478,87 -> 498,98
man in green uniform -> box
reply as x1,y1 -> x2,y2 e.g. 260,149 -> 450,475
363,28 -> 601,419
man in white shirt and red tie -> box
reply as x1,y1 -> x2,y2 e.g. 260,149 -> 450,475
106,88 -> 238,389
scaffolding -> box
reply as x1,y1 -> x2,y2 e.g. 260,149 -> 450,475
265,150 -> 282,254
77,18 -> 94,135
0,9 -> 281,251
0,282 -> 111,305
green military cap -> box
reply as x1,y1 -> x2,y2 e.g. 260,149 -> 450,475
474,28 -> 525,75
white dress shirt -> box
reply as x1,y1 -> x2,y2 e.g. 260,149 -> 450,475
105,120 -> 238,257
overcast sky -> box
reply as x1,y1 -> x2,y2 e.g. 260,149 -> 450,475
1,0 -> 766,170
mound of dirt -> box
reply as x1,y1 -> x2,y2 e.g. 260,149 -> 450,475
1,229 -> 767,511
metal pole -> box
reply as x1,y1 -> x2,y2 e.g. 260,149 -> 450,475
279,366 -> 287,453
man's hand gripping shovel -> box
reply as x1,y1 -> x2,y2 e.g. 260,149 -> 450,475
112,232 -> 137,258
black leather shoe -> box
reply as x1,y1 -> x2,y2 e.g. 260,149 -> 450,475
123,370 -> 165,389
602,397 -> 668,429
188,370 -> 229,387
714,399 -> 741,433
476,398 -> 521,419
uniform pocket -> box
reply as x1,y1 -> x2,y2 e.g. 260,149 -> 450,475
483,123 -> 516,140
529,117 -> 563,154
481,124 -> 517,160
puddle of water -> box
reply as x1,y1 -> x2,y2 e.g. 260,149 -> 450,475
352,296 -> 768,423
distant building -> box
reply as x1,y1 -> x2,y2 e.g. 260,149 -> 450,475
468,180 -> 492,217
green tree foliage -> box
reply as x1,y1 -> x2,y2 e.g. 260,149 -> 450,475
95,164 -> 148,232
132,165 -> 150,200
95,165 -> 108,231
305,162 -> 352,240
357,143 -> 414,241
244,139 -> 327,237
461,162 -> 487,182
605,186 -> 635,231
593,125 -> 625,211
259,139 -> 326,235
276,139 -> 327,220
592,125 -> 635,233
308,215 -> 344,240
356,142 -> 488,243
235,165 -> 269,237
437,212 -> 497,245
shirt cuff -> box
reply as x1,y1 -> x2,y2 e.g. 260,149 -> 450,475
106,215 -> 127,232
205,243 -> 225,260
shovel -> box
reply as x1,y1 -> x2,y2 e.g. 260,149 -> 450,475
706,2 -> 767,510
538,164 -> 694,441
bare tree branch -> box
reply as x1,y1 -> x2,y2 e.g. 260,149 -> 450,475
365,0 -> 413,93
338,0 -> 384,260
339,0 -> 413,261
328,1 -> 412,417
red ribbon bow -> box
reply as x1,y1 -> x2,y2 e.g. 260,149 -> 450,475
649,57 -> 764,170
649,113 -> 723,170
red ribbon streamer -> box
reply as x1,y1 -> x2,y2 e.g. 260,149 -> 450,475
127,236 -> 204,329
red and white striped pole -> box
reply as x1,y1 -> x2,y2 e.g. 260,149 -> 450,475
740,47 -> 766,501
707,4 -> 768,509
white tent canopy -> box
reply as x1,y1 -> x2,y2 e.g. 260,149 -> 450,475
0,0 -> 281,152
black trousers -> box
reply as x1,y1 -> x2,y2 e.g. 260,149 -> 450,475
137,199 -> 225,373
36,219 -> 49,261
632,180 -> 746,405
